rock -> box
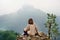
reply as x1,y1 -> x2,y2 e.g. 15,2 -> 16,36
17,32 -> 51,40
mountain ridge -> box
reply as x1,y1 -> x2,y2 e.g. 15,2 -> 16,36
0,6 -> 60,34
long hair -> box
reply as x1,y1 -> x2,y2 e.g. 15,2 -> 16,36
28,18 -> 34,24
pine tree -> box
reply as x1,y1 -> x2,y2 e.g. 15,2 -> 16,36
52,23 -> 60,40
45,13 -> 60,40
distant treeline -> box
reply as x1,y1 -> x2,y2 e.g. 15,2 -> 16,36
0,30 -> 19,40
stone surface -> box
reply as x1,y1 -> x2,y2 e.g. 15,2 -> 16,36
17,32 -> 50,40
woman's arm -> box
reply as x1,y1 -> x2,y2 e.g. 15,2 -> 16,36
24,25 -> 30,31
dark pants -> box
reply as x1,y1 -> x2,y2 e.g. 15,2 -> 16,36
24,31 -> 39,36
23,31 -> 28,36
35,33 -> 38,36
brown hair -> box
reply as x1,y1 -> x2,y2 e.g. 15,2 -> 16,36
28,18 -> 34,24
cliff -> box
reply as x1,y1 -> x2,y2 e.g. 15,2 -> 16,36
17,32 -> 50,40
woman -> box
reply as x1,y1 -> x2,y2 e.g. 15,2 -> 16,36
23,18 -> 38,36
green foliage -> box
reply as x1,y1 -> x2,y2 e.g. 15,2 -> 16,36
45,13 -> 60,40
0,30 -> 18,40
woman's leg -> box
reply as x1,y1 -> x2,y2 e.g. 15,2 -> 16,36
23,31 -> 28,40
24,31 -> 28,36
35,33 -> 38,36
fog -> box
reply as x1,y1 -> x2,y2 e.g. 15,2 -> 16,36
0,0 -> 60,16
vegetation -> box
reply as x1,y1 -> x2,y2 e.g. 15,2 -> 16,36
45,13 -> 60,40
52,23 -> 60,40
0,30 -> 18,40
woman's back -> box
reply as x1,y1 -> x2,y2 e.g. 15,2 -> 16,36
27,24 -> 38,36
24,18 -> 38,36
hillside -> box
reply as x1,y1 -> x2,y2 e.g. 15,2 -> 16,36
0,6 -> 60,35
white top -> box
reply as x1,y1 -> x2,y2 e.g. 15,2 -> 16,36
24,24 -> 38,36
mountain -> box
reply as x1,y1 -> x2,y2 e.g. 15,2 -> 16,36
0,6 -> 47,33
0,5 -> 60,35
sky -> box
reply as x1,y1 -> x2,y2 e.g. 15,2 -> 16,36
0,0 -> 60,16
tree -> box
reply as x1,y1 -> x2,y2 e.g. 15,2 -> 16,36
0,30 -> 18,40
45,13 -> 59,39
52,25 -> 60,40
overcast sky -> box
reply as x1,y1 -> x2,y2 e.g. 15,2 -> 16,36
0,0 -> 60,16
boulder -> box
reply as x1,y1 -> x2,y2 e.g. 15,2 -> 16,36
17,32 -> 50,40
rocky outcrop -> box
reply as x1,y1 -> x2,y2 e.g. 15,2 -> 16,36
17,32 -> 50,40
